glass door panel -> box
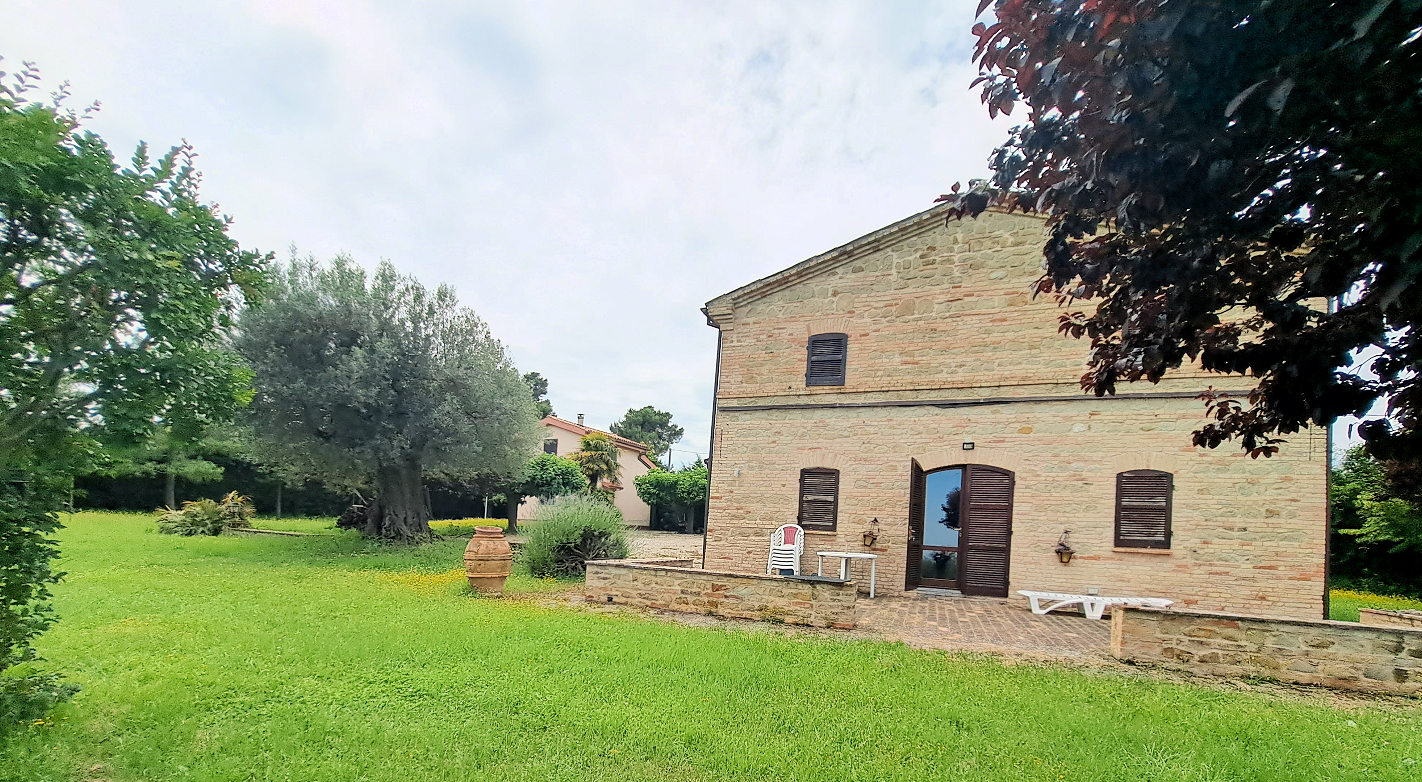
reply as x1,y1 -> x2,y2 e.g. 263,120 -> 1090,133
919,467 -> 963,589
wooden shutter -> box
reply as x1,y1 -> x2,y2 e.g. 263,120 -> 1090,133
960,465 -> 1014,597
1115,470 -> 1172,548
805,333 -> 848,386
797,468 -> 839,531
904,460 -> 925,590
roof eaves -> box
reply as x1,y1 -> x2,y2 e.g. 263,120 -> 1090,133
541,416 -> 650,453
705,203 -> 950,313
703,204 -> 1047,324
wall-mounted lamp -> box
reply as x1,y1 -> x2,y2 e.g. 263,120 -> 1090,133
1054,529 -> 1075,564
962,441 -> 975,451
862,517 -> 880,547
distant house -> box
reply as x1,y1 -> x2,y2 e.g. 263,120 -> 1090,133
522,415 -> 657,526
700,205 -> 1328,620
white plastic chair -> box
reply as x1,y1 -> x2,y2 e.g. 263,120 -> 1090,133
767,523 -> 805,575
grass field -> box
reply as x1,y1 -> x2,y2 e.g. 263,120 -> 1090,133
1329,589 -> 1422,622
2,512 -> 1419,781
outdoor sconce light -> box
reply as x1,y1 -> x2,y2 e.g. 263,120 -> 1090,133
962,441 -> 975,450
862,517 -> 880,547
1054,529 -> 1075,564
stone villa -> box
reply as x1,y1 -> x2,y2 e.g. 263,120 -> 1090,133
700,206 -> 1328,620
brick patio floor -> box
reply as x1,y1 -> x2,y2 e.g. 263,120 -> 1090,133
856,591 -> 1112,659
550,532 -> 1112,660
562,576 -> 1112,660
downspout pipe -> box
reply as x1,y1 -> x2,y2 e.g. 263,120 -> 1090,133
701,307 -> 723,569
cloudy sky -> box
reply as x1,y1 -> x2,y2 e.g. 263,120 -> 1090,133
4,0 -> 1017,464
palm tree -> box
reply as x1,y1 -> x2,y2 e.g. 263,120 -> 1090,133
570,433 -> 621,498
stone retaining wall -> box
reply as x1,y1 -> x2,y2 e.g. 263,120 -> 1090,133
1360,609 -> 1422,630
585,558 -> 858,628
1112,607 -> 1422,695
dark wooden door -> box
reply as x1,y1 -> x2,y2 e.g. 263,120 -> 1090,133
960,465 -> 1014,597
904,460 -> 925,590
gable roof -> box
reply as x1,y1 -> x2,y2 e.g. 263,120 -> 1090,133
540,416 -> 659,469
703,204 -> 1044,326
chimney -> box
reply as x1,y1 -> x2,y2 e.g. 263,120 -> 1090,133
577,413 -> 585,426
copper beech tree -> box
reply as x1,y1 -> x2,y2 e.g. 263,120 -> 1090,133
942,0 -> 1422,488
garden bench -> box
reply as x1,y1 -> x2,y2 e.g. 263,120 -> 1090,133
1018,590 -> 1173,620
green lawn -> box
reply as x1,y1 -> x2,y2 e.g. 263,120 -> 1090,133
248,517 -> 511,536
3,513 -> 1419,781
1329,589 -> 1422,623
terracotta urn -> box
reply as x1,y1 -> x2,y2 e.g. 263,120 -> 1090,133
464,526 -> 513,596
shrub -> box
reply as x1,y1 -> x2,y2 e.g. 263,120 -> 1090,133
0,672 -> 80,729
157,492 -> 254,536
521,495 -> 629,578
0,475 -> 78,727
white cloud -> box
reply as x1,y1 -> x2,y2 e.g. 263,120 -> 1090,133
3,0 -> 1011,465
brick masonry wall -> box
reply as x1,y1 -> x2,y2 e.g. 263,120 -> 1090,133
1360,609 -> 1422,629
1112,607 -> 1422,695
710,210 -> 1226,402
585,559 -> 858,628
703,209 -> 1328,620
706,401 -> 1327,619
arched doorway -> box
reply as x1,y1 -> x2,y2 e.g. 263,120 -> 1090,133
905,461 -> 1014,597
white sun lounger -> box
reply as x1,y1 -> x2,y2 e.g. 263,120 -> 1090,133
1018,590 -> 1173,620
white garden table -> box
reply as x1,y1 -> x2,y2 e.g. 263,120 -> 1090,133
816,551 -> 878,598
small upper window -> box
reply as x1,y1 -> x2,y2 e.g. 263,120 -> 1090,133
797,468 -> 840,531
1115,470 -> 1173,549
543,438 -> 559,455
805,333 -> 848,386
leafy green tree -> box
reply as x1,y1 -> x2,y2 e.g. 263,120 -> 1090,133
1331,445 -> 1422,595
634,461 -> 707,533
633,469 -> 677,518
0,60 -> 265,720
570,432 -> 622,501
106,418 -> 248,509
523,371 -> 554,419
502,453 -> 585,534
521,453 -> 586,500
237,255 -> 537,541
942,1 -> 1422,475
610,406 -> 683,465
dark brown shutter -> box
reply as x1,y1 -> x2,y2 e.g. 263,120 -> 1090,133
960,465 -> 1013,597
905,460 -> 925,590
1115,470 -> 1172,548
805,333 -> 848,386
796,468 -> 839,531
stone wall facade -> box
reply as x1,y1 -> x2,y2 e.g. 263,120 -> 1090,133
1112,607 -> 1422,695
585,558 -> 858,628
702,207 -> 1329,620
1360,609 -> 1422,629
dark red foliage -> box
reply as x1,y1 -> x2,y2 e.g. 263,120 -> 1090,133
941,0 -> 1422,476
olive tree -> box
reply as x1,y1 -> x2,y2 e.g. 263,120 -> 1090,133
238,255 -> 537,541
